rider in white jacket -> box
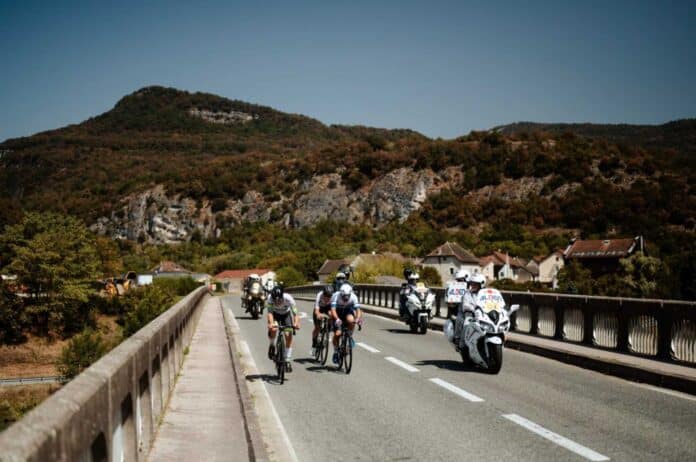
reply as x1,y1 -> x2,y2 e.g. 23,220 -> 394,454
454,273 -> 486,345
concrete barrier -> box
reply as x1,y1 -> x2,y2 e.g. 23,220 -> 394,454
0,286 -> 208,462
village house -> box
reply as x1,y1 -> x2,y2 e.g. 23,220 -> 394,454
214,268 -> 274,293
316,259 -> 352,283
421,242 -> 481,284
564,237 -> 644,276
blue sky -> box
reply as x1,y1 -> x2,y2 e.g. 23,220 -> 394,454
1,0 -> 694,141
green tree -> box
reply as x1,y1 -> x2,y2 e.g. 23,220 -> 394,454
618,252 -> 664,298
0,281 -> 26,344
420,266 -> 443,287
57,329 -> 108,378
556,261 -> 594,295
0,213 -> 100,335
121,285 -> 174,337
275,266 -> 306,287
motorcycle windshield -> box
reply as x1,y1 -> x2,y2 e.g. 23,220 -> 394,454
475,289 -> 506,313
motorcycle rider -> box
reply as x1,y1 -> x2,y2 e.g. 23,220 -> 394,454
332,271 -> 352,292
454,273 -> 486,346
311,285 -> 334,356
242,273 -> 261,310
266,285 -> 300,371
330,283 -> 363,365
399,270 -> 420,320
446,269 -> 469,319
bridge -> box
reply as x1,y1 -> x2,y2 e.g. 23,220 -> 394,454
0,285 -> 694,461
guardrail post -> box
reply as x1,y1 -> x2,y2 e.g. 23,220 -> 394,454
616,300 -> 630,353
656,307 -> 673,361
530,299 -> 539,336
435,291 -> 442,318
554,301 -> 564,340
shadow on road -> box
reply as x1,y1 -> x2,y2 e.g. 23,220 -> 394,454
383,328 -> 415,335
245,373 -> 279,384
413,359 -> 476,372
236,316 -> 263,321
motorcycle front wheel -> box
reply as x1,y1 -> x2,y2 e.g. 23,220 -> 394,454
487,343 -> 503,374
418,316 -> 428,334
251,302 -> 259,319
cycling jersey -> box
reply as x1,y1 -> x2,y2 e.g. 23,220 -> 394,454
331,292 -> 360,320
314,292 -> 333,313
266,293 -> 297,315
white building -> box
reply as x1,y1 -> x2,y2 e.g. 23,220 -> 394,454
421,242 -> 481,285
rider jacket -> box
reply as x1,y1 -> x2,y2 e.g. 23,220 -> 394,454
266,293 -> 297,315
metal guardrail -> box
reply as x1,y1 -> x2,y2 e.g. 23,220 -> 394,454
0,286 -> 209,462
0,376 -> 66,387
286,284 -> 696,367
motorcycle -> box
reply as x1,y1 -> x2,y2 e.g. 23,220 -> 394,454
404,283 -> 435,334
445,280 -> 468,319
444,288 -> 519,374
244,281 -> 265,319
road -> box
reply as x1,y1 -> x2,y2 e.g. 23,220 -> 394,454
221,296 -> 696,461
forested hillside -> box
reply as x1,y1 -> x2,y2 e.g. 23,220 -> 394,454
0,86 -> 694,298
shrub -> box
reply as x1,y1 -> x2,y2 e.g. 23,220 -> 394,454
153,276 -> 202,297
57,329 -> 108,379
121,285 -> 175,337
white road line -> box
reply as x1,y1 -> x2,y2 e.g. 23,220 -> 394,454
429,378 -> 484,402
502,414 -> 610,461
240,340 -> 299,462
384,356 -> 419,372
357,342 -> 380,353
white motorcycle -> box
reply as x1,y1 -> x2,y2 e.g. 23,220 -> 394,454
404,283 -> 435,334
444,288 -> 519,374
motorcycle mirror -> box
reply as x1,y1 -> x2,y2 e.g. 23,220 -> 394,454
509,304 -> 520,314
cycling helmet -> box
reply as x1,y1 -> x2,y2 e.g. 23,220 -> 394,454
455,269 -> 469,282
407,272 -> 420,284
468,273 -> 486,291
249,273 -> 260,281
322,285 -> 335,297
339,283 -> 353,301
270,285 -> 284,301
335,272 -> 346,281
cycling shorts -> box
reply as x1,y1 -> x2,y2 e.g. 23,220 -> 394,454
271,311 -> 294,328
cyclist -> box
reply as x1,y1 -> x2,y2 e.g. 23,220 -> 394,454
330,283 -> 363,365
311,285 -> 334,356
332,271 -> 353,292
266,285 -> 300,372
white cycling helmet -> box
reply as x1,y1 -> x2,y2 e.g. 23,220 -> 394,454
468,273 -> 486,289
339,283 -> 353,300
455,269 -> 469,282
407,272 -> 420,283
249,273 -> 260,281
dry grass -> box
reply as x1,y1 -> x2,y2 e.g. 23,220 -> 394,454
0,314 -> 121,379
0,383 -> 62,431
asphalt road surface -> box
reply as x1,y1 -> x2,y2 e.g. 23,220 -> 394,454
221,295 -> 696,462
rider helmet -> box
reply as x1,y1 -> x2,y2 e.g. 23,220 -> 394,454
322,285 -> 334,298
455,269 -> 469,282
335,272 -> 346,282
339,283 -> 353,301
249,273 -> 260,281
270,285 -> 284,301
407,272 -> 420,284
468,273 -> 486,292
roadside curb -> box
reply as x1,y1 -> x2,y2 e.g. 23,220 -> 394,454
220,300 -> 270,462
293,296 -> 696,396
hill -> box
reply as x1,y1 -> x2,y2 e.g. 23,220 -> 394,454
0,86 -> 693,265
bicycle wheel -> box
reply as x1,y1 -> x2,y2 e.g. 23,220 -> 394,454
276,335 -> 286,384
344,331 -> 353,374
320,323 -> 330,365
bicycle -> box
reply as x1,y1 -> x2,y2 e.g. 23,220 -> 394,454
273,323 -> 296,385
313,314 -> 331,365
335,322 -> 361,374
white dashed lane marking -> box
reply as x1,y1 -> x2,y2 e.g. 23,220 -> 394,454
502,414 -> 610,461
384,356 -> 419,372
357,342 -> 380,353
429,378 -> 484,403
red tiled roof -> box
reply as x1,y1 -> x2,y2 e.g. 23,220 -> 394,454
479,255 -> 503,267
565,238 -> 639,259
214,268 -> 272,280
491,251 -> 527,269
425,242 -> 479,264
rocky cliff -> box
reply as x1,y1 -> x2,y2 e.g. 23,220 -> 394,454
91,167 -> 444,243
